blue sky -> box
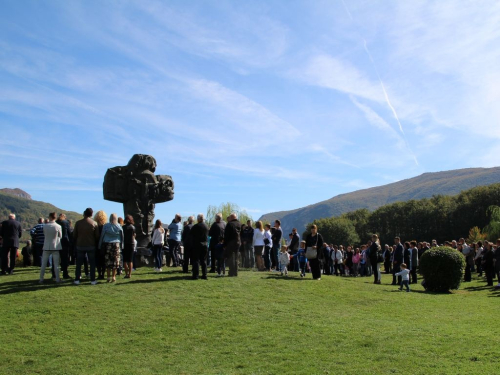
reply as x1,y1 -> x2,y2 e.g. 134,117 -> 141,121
1,0 -> 500,222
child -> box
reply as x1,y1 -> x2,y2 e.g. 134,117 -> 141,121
21,240 -> 32,267
214,237 -> 225,277
296,241 -> 308,278
394,263 -> 411,292
279,246 -> 290,276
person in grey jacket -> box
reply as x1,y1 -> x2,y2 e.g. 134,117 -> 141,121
39,212 -> 62,283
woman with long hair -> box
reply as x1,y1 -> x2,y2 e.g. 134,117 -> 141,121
369,234 -> 382,284
94,210 -> 107,280
263,224 -> 273,271
252,221 -> 265,271
122,215 -> 136,278
98,213 -> 124,283
151,219 -> 165,272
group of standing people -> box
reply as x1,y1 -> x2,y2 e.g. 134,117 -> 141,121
3,210 -> 500,290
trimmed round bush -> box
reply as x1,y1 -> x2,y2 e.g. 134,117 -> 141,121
419,246 -> 465,292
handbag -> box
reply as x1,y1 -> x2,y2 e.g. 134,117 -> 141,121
305,234 -> 319,259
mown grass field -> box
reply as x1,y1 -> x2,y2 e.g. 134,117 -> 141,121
0,267 -> 498,375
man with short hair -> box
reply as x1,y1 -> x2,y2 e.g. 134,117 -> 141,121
181,216 -> 194,273
392,237 -> 404,285
56,213 -> 71,279
224,213 -> 242,277
209,213 -> 225,273
30,218 -> 45,267
271,220 -> 283,271
72,208 -> 100,285
1,213 -> 22,275
39,212 -> 62,283
190,214 -> 209,280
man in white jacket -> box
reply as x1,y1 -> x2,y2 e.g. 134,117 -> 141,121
39,212 -> 62,283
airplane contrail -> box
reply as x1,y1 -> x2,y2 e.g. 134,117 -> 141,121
341,1 -> 418,166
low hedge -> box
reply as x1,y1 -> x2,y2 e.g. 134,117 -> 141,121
419,246 -> 465,292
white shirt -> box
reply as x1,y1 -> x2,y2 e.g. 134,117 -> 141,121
152,228 -> 165,245
263,230 -> 273,248
253,229 -> 265,246
395,268 -> 410,281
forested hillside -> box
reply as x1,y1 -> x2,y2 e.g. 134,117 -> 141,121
260,167 -> 500,234
0,191 -> 82,239
304,183 -> 500,246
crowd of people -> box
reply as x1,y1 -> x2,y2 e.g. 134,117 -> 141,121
1,210 -> 500,291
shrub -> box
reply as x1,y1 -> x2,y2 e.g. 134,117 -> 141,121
419,246 -> 465,292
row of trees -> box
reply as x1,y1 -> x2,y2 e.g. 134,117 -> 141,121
304,183 -> 500,246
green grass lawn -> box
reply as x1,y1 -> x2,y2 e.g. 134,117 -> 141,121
0,267 -> 498,375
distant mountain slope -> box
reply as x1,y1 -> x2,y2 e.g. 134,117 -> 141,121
259,167 -> 500,235
0,190 -> 82,238
0,188 -> 32,200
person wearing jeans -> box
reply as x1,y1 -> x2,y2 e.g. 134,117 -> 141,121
263,224 -> 273,271
151,220 -> 166,271
75,246 -> 96,282
72,208 -> 100,285
39,212 -> 62,283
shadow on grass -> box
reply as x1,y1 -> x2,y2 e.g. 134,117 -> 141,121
0,279 -> 73,295
114,275 -> 196,286
263,274 -> 315,281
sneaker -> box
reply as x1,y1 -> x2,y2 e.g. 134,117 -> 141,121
38,280 -> 43,284
90,281 -> 98,285
9,270 -> 14,275
74,280 -> 80,285
159,268 -> 162,272
217,273 -> 221,277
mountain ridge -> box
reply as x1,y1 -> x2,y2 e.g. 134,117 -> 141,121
259,167 -> 500,235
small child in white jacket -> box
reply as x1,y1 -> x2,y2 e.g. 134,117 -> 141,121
395,263 -> 411,292
279,246 -> 290,276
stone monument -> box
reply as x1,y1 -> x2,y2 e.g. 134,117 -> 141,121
103,154 -> 174,254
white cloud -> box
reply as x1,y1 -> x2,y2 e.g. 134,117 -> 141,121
296,54 -> 384,103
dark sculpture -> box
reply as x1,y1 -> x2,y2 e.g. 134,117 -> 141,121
103,154 -> 174,250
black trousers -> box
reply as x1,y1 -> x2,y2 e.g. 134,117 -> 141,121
485,266 -> 494,286
392,263 -> 402,285
309,258 -> 321,279
1,247 -> 18,273
53,242 -> 70,278
228,252 -> 238,276
334,263 -> 342,276
411,266 -> 418,284
183,246 -> 192,273
191,246 -> 207,279
33,243 -> 44,267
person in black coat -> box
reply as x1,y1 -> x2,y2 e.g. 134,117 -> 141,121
224,214 -> 242,277
289,228 -> 300,272
482,241 -> 495,286
1,213 -> 22,275
304,224 -> 324,280
208,214 -> 225,273
190,214 -> 210,280
182,217 -> 194,273
369,235 -> 382,284
392,237 -> 404,285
